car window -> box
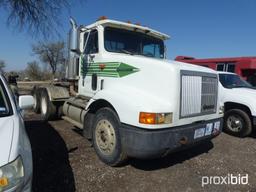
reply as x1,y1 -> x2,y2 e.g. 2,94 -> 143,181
0,78 -> 13,117
219,74 -> 252,88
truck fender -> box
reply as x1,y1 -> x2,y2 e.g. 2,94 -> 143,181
86,88 -> 172,128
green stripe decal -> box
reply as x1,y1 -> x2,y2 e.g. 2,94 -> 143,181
81,61 -> 140,78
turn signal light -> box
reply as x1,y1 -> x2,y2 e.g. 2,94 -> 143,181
139,112 -> 173,124
139,112 -> 156,124
0,177 -> 8,187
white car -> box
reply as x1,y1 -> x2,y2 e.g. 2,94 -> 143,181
218,72 -> 256,137
0,74 -> 34,191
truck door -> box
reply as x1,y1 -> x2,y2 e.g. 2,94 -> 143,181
80,29 -> 100,97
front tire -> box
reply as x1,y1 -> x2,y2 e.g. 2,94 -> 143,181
92,108 -> 127,166
224,109 -> 252,137
40,89 -> 56,121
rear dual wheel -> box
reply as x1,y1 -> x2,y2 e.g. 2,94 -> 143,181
40,89 -> 57,121
32,88 -> 40,114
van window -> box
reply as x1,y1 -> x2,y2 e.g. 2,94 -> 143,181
0,79 -> 12,117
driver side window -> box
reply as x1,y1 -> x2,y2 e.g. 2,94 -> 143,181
84,30 -> 98,54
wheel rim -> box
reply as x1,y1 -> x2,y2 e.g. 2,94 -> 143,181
41,97 -> 47,115
95,119 -> 116,155
227,115 -> 243,132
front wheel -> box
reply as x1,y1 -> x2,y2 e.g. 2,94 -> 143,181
224,109 -> 252,137
92,108 -> 127,166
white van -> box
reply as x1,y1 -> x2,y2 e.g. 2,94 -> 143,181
0,74 -> 33,192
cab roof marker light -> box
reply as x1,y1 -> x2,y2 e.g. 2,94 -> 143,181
97,16 -> 108,21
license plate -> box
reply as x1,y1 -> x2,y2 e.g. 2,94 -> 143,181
205,123 -> 213,136
194,128 -> 205,139
213,121 -> 221,134
214,121 -> 220,131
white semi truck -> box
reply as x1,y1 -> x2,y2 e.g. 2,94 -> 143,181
32,17 -> 223,166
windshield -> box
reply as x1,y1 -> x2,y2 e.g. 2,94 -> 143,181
219,74 -> 253,88
0,78 -> 12,117
104,27 -> 165,58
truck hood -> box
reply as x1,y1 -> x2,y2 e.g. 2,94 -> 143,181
221,87 -> 256,116
98,53 -> 220,128
230,87 -> 256,94
0,116 -> 14,166
223,87 -> 256,98
104,53 -> 217,74
134,55 -> 217,73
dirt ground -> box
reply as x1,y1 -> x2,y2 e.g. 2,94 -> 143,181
21,83 -> 256,192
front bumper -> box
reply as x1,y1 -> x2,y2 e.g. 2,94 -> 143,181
5,176 -> 32,192
120,118 -> 223,159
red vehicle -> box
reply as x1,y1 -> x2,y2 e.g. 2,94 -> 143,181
175,56 -> 256,86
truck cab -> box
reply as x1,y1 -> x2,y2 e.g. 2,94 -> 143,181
34,17 -> 223,166
218,71 -> 256,137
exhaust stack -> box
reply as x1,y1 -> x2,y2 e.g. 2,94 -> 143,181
67,18 -> 79,81
66,18 -> 80,95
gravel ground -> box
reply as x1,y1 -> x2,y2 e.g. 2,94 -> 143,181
24,111 -> 256,192
19,83 -> 256,192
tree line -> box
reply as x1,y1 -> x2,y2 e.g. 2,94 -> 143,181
0,0 -> 84,81
2,40 -> 67,81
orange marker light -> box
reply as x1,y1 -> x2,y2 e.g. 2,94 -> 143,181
139,112 -> 156,124
97,16 -> 108,21
99,64 -> 106,70
139,112 -> 173,124
0,177 -> 8,187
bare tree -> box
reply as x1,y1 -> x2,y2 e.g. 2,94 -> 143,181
0,0 -> 71,37
0,60 -> 6,73
32,41 -> 66,77
25,61 -> 42,80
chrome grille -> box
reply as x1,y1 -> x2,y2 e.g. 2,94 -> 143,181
180,71 -> 218,118
201,76 -> 218,113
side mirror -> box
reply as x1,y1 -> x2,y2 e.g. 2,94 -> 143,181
19,95 -> 34,110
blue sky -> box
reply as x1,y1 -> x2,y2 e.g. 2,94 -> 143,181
0,0 -> 256,71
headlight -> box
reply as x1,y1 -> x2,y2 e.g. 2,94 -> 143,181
139,112 -> 173,124
0,156 -> 24,191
